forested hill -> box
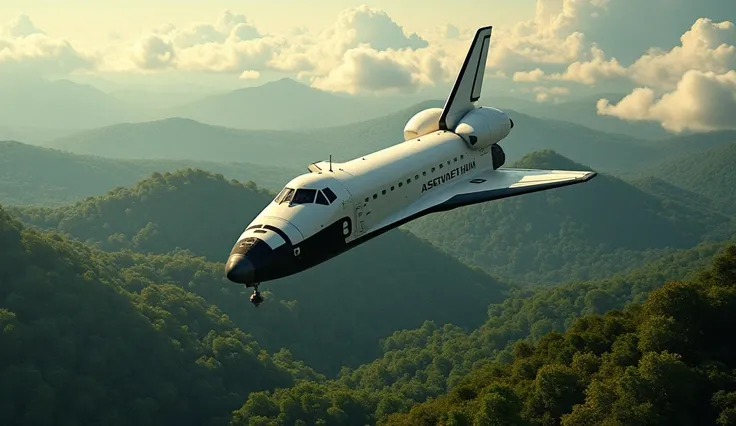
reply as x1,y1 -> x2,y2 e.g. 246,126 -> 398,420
9,169 -> 508,374
0,205 -> 322,426
404,150 -> 732,284
227,241 -> 735,424
383,244 -> 736,425
652,142 -> 736,213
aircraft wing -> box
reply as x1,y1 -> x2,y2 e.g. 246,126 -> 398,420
367,167 -> 597,234
432,167 -> 597,211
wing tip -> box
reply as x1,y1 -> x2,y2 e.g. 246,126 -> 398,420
581,171 -> 598,181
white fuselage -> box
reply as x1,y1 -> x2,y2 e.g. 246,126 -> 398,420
245,128 -> 492,247
331,130 -> 488,239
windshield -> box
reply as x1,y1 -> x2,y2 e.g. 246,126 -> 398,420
292,189 -> 316,204
274,187 -> 333,205
274,187 -> 295,204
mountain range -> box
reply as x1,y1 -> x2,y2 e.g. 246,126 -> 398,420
36,97 -> 736,180
0,140 -> 297,206
1,76 -> 696,144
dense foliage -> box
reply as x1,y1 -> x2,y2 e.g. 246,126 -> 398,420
405,150 -> 732,284
230,240 -> 729,424
0,206 -> 321,426
652,142 -> 736,213
10,169 -> 508,375
384,245 -> 736,425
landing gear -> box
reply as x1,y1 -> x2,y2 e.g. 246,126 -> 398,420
250,284 -> 264,307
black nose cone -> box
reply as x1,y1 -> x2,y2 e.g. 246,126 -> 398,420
225,254 -> 255,284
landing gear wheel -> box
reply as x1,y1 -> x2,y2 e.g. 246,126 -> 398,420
250,284 -> 264,307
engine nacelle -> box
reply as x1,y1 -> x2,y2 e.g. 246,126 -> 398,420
403,108 -> 443,141
454,106 -> 512,150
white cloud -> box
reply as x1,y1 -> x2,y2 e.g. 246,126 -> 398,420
509,16 -> 734,91
0,15 -> 94,76
239,70 -> 260,80
268,5 -> 429,74
628,18 -> 736,90
0,14 -> 44,38
597,70 -> 736,133
594,18 -> 736,134
1,2 -> 732,101
513,68 -> 545,82
532,85 -> 570,103
547,46 -> 626,84
486,0 -> 611,73
312,45 -> 422,95
131,34 -> 175,70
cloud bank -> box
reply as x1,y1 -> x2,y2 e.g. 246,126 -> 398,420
0,1 -> 733,132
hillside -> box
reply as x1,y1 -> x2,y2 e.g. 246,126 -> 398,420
383,245 -> 736,425
0,205 -> 321,425
0,125 -> 80,144
403,150 -> 732,284
651,142 -> 736,213
9,169 -> 509,374
0,140 -> 296,206
228,240 -> 735,424
0,78 -> 147,129
166,77 -> 414,130
42,117 -> 323,170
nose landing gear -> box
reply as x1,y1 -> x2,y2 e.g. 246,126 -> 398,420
250,284 -> 264,307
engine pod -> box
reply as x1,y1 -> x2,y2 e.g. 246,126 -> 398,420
454,107 -> 512,150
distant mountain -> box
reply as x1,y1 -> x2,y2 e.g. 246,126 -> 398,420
403,150 -> 732,284
309,99 -> 661,174
517,93 -> 671,140
44,98 -> 736,181
0,140 -> 296,206
651,141 -> 736,213
108,89 -> 214,110
0,125 -> 81,144
10,169 -> 508,374
43,117 -> 321,169
0,78 -> 149,129
46,101 -> 658,175
165,77 -> 416,130
630,176 -> 725,214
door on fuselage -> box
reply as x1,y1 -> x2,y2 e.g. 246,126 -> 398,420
355,204 -> 366,235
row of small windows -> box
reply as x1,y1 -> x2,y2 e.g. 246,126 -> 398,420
365,154 -> 465,203
274,186 -> 338,206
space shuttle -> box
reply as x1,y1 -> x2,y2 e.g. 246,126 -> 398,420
225,26 -> 597,306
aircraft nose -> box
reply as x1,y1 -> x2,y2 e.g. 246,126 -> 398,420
225,254 -> 256,285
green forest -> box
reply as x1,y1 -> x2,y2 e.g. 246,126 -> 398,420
2,127 -> 736,425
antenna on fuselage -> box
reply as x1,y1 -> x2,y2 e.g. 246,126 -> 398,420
329,154 -> 333,172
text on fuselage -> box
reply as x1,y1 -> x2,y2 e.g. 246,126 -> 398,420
421,160 -> 476,193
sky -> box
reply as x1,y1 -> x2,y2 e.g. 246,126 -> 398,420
0,0 -> 734,132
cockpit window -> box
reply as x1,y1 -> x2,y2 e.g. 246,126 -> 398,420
292,188 -> 317,204
315,191 -> 329,205
322,187 -> 337,203
274,187 -> 295,204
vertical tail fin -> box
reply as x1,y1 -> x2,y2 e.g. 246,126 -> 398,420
438,26 -> 492,131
